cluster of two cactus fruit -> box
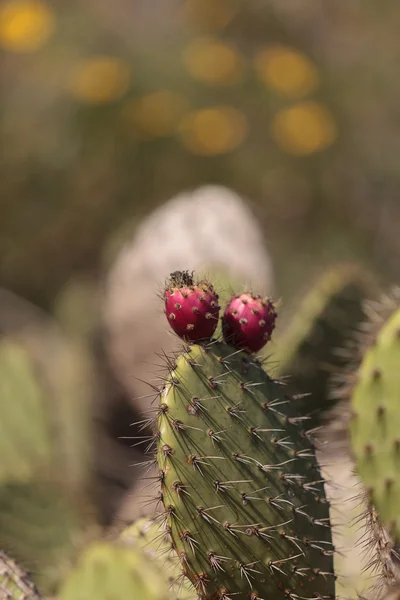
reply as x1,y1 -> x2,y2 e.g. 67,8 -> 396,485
164,270 -> 276,353
148,271 -> 335,600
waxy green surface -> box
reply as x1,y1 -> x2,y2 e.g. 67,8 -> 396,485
157,341 -> 335,599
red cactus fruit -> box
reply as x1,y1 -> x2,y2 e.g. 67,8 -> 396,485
222,292 -> 277,353
164,271 -> 220,342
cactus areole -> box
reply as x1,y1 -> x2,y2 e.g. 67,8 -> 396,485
222,293 -> 277,354
155,340 -> 335,600
164,271 -> 220,342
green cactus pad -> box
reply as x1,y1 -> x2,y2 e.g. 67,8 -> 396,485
350,307 -> 400,543
0,336 -> 96,594
0,551 -> 41,600
0,480 -> 93,593
0,289 -> 92,492
0,340 -> 52,482
272,263 -> 377,426
156,341 -> 335,600
58,541 -> 175,600
121,517 -> 196,600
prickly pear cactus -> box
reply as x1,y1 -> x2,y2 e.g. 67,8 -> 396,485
0,479 -> 94,595
350,307 -> 400,544
155,341 -> 335,599
121,517 -> 196,600
0,340 -> 51,482
273,263 -> 377,427
0,551 -> 41,600
0,333 -> 96,594
58,541 -> 175,600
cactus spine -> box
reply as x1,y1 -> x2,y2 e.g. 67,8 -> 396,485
154,340 -> 335,600
0,551 -> 41,600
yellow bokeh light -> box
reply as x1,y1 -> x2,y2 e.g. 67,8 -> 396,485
183,37 -> 243,85
254,45 -> 318,98
123,91 -> 189,138
272,101 -> 337,156
0,0 -> 54,53
181,0 -> 236,30
178,106 -> 248,155
68,57 -> 131,105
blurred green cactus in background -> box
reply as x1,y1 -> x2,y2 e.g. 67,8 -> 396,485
0,340 -> 52,481
272,263 -> 378,428
58,541 -> 177,600
120,518 -> 196,600
0,291 -> 98,594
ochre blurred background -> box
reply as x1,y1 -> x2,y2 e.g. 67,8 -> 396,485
2,0 -> 400,309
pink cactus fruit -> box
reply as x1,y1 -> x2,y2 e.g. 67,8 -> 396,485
222,292 -> 277,353
164,271 -> 220,342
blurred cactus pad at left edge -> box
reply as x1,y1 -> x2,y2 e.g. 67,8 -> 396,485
2,0 -> 400,309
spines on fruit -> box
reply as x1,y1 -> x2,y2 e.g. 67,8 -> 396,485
164,271 -> 220,342
222,293 -> 277,354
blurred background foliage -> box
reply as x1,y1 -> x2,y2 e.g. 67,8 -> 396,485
2,0 -> 400,310
2,5 -> 400,592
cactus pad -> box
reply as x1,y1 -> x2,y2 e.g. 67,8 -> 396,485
58,541 -> 175,600
0,336 -> 96,593
0,339 -> 51,482
273,263 -> 377,427
155,341 -> 335,599
121,517 -> 196,599
350,307 -> 400,543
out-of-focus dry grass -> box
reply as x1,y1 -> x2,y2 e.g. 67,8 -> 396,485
1,0 -> 400,307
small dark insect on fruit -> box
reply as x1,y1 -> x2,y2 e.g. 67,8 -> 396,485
169,270 -> 194,287
164,270 -> 220,342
